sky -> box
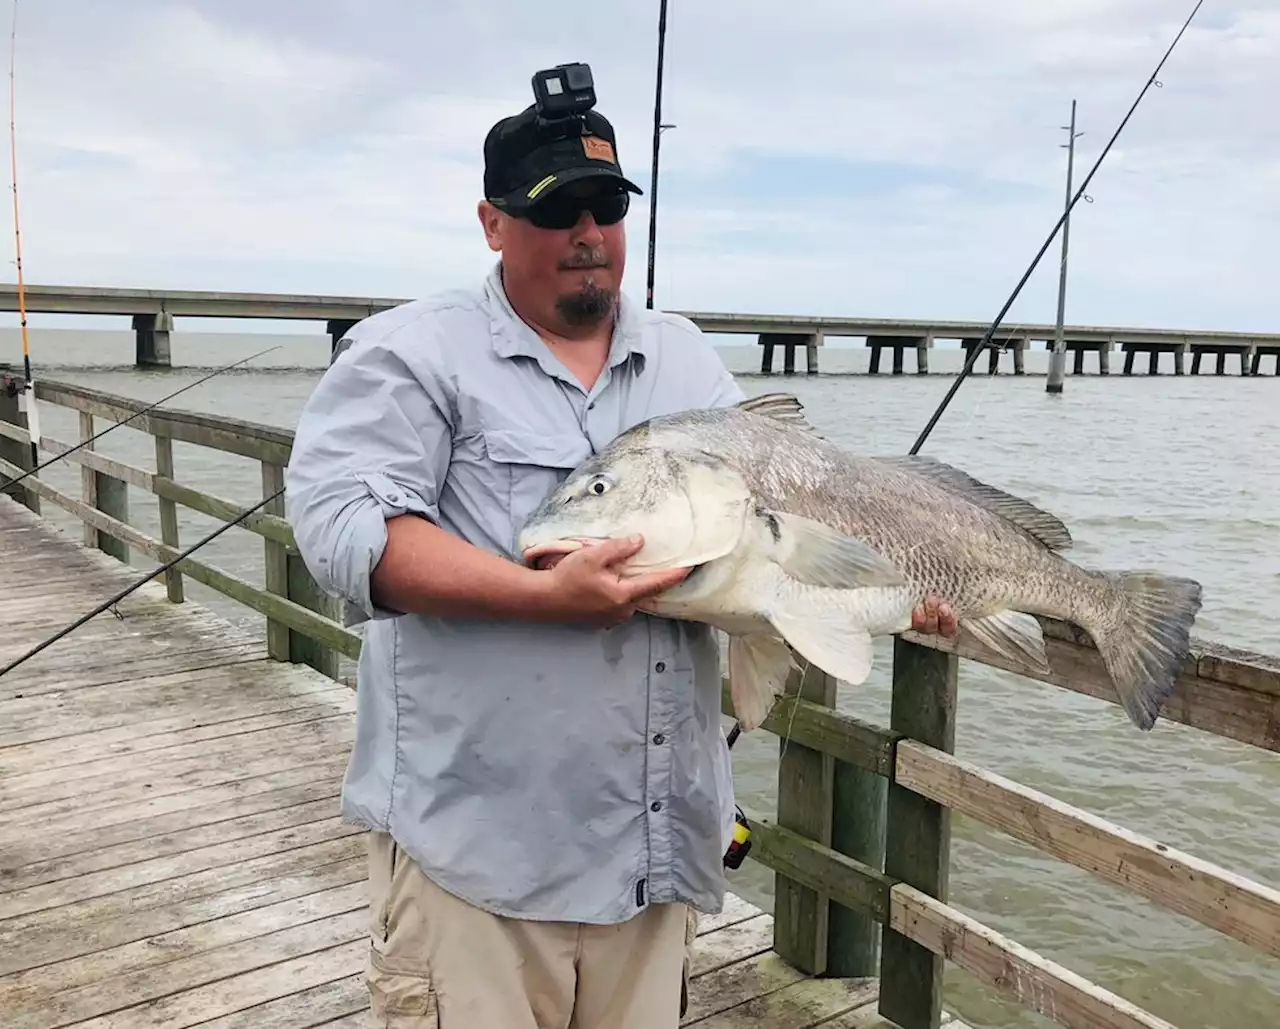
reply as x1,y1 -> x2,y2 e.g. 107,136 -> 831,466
2,0 -> 1277,335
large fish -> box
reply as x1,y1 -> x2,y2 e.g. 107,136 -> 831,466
517,394 -> 1202,733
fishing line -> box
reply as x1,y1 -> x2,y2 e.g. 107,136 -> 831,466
908,0 -> 1206,456
0,486 -> 285,678
6,0 -> 36,468
3,345 -> 282,491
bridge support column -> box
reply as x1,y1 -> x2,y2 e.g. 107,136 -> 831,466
134,313 -> 173,368
1174,345 -> 1186,376
806,331 -> 822,374
760,335 -> 776,374
328,319 -> 359,364
866,336 -> 927,375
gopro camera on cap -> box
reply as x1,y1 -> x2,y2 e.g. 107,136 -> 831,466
531,62 -> 596,125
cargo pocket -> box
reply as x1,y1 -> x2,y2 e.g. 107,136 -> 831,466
367,946 -> 439,1027
480,428 -> 593,554
366,834 -> 441,1027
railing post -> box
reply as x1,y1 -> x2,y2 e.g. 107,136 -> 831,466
261,459 -> 342,679
772,659 -> 836,974
79,411 -> 129,562
153,432 -> 184,602
827,745 -> 887,975
878,638 -> 958,1029
261,462 -> 291,661
772,656 -> 891,978
0,367 -> 39,513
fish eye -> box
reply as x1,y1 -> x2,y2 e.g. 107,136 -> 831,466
585,474 -> 612,496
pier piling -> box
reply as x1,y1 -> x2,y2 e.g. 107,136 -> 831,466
133,312 -> 173,367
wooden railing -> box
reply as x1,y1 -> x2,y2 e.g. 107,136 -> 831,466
2,375 -> 1277,1029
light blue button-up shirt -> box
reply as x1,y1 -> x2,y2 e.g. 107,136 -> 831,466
285,262 -> 746,924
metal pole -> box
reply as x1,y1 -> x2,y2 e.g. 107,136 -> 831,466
644,0 -> 669,310
1046,100 -> 1080,395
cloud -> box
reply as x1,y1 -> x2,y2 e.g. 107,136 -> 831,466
2,0 -> 1275,332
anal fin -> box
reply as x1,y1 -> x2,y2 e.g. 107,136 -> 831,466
960,610 -> 1050,674
728,633 -> 797,732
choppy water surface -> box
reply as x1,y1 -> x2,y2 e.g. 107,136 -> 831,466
4,327 -> 1278,1028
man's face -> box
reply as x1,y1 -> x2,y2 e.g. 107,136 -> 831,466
479,179 -> 629,333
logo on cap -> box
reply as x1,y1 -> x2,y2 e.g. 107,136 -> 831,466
582,136 -> 616,163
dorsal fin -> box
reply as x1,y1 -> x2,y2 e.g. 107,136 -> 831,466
735,393 -> 819,434
873,454 -> 1073,551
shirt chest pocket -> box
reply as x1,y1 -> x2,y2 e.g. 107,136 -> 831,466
479,428 -> 594,556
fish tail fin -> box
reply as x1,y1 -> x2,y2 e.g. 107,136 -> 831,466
1087,570 -> 1202,730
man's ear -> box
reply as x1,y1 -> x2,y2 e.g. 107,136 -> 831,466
477,201 -> 504,253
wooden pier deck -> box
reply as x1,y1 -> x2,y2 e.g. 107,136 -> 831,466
0,496 -> 937,1029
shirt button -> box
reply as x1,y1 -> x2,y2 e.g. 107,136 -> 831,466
652,733 -> 665,745
654,661 -> 666,673
651,801 -> 663,812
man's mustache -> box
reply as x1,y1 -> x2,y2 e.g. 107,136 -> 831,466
559,249 -> 610,270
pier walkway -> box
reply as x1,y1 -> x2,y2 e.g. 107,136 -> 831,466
0,498 -> 942,1029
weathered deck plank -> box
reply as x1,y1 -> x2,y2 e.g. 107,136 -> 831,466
0,495 -> 936,1028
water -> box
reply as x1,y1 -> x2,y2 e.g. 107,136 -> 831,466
3,326 -> 1278,1028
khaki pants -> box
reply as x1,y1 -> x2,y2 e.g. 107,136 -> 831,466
365,831 -> 691,1028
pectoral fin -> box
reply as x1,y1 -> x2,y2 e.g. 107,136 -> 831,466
769,607 -> 877,686
960,610 -> 1050,674
728,632 -> 797,732
760,509 -> 906,589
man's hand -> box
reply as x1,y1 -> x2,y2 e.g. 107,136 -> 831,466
911,594 -> 957,638
532,536 -> 689,628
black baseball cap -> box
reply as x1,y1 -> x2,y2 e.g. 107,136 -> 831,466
483,104 -> 643,214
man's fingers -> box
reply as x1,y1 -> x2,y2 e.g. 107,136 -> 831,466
581,534 -> 645,566
623,566 -> 690,601
910,594 -> 959,638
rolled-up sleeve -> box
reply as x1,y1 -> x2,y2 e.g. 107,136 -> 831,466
285,330 -> 453,623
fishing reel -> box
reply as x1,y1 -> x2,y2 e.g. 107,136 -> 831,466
531,62 -> 596,137
723,806 -> 752,870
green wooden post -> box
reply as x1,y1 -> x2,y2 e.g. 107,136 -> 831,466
154,433 -> 184,602
285,549 -> 342,679
0,368 -> 39,513
261,462 -> 291,661
826,758 -> 887,975
772,659 -> 836,974
878,637 -> 958,1029
78,411 -> 129,563
262,459 -> 343,680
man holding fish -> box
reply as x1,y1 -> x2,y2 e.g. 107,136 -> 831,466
285,69 -> 959,1029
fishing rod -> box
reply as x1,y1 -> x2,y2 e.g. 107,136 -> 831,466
2,345 -> 281,491
7,0 -> 36,469
0,485 -> 285,678
908,0 -> 1206,456
644,0 -> 670,310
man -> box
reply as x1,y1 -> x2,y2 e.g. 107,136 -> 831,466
286,78 -> 956,1029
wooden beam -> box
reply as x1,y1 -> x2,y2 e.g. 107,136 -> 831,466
894,741 -> 1280,959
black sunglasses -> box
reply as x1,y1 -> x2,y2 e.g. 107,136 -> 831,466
521,189 -> 630,230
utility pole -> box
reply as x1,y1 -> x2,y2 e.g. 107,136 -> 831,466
1046,99 -> 1082,394
645,0 -> 671,310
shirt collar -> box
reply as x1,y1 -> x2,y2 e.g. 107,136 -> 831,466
484,260 -> 651,375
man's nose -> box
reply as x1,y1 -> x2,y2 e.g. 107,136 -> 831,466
570,210 -> 604,245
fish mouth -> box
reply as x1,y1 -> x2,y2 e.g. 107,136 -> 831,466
521,537 -> 608,570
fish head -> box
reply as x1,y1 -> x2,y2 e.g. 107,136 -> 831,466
517,429 -> 754,575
